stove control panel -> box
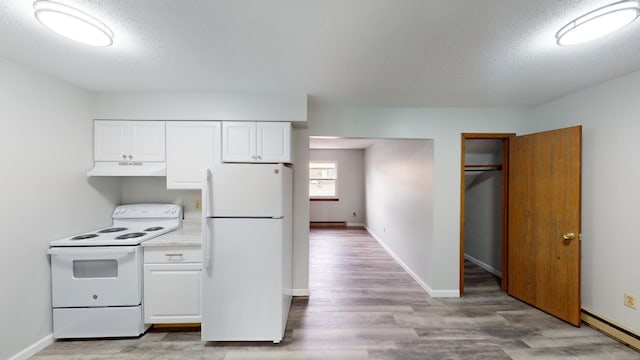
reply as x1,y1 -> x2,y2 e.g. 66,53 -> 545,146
112,204 -> 182,219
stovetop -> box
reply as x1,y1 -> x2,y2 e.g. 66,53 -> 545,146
50,204 -> 183,246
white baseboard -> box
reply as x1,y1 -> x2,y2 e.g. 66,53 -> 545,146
464,253 -> 502,277
346,222 -> 365,227
365,226 -> 459,298
292,288 -> 310,296
8,334 -> 54,360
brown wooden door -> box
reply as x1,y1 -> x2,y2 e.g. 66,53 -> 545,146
508,126 -> 582,326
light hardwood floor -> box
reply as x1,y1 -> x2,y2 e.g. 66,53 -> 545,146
32,228 -> 640,359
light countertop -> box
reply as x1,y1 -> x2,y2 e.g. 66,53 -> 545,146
142,219 -> 202,247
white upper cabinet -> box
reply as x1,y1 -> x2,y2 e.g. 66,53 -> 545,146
257,122 -> 292,163
166,121 -> 221,189
221,122 -> 256,163
94,121 -> 165,162
222,121 -> 291,163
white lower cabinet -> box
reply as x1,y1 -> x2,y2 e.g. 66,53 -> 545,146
143,246 -> 202,324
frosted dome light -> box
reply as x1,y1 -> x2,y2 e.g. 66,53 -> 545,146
33,1 -> 114,47
556,0 -> 640,45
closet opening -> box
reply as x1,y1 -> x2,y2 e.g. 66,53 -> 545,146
459,133 -> 512,296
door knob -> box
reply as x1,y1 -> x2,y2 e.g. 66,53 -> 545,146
563,232 -> 576,240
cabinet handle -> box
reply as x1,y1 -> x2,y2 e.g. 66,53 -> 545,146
128,154 -> 133,160
252,155 -> 257,160
122,154 -> 127,159
165,253 -> 184,261
257,155 -> 262,160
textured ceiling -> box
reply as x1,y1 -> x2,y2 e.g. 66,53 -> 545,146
1,0 -> 639,107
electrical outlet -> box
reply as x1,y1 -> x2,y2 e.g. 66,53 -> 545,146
195,200 -> 201,210
352,211 -> 357,218
624,293 -> 637,310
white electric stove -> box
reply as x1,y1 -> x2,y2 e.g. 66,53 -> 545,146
50,203 -> 182,247
49,203 -> 182,339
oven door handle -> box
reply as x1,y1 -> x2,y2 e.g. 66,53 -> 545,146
47,247 -> 136,258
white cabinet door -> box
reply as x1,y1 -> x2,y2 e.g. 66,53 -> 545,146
144,263 -> 201,324
129,121 -> 166,161
166,121 -> 221,189
222,121 -> 291,163
257,122 -> 291,163
94,120 -> 165,162
221,122 -> 256,162
94,121 -> 128,161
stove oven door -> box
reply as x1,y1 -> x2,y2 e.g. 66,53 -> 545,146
49,246 -> 142,308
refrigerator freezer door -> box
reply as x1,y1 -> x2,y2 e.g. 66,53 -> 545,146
205,164 -> 289,218
201,218 -> 286,342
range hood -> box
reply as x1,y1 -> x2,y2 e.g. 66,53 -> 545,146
87,162 -> 166,177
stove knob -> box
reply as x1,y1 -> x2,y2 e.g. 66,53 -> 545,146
93,294 -> 98,300
142,207 -> 148,213
165,207 -> 171,214
121,208 -> 127,214
171,208 -> 177,214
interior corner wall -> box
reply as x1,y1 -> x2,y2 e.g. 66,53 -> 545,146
309,149 -> 366,225
307,106 -> 528,294
364,140 -> 435,289
526,69 -> 640,336
0,57 -> 120,360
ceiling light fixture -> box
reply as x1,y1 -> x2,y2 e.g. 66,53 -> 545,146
33,0 -> 114,47
556,0 -> 640,45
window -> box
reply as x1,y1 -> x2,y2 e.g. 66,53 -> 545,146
309,161 -> 337,198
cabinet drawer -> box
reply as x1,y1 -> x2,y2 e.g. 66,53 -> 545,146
144,246 -> 202,263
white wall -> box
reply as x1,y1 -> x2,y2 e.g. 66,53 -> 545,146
0,57 -> 119,360
365,140 -> 435,289
93,92 -> 307,125
526,69 -> 640,335
291,129 -> 310,294
306,106 -> 529,294
309,149 -> 366,225
120,177 -> 201,220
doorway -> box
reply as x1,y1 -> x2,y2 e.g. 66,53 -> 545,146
460,128 -> 582,327
459,133 -> 512,296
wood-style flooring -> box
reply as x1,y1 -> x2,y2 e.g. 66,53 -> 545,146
32,228 -> 640,359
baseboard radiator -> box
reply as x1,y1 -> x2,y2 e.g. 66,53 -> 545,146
310,221 -> 346,228
581,309 -> 640,351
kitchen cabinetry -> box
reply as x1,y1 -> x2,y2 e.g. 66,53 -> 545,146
166,121 -> 221,189
143,245 -> 202,324
222,121 -> 291,163
94,120 -> 166,162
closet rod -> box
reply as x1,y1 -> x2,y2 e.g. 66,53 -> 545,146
464,163 -> 503,171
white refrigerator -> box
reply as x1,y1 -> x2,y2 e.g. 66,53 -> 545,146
201,163 -> 293,343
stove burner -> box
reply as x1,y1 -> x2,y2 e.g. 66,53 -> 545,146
71,234 -> 99,240
98,227 -> 128,234
144,226 -> 164,232
115,232 -> 146,240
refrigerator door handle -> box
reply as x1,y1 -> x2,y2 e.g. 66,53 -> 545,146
202,167 -> 213,270
203,167 -> 213,218
202,219 -> 211,270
